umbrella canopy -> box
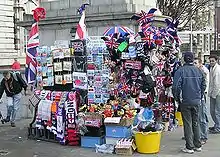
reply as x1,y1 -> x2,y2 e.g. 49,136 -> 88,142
103,26 -> 135,37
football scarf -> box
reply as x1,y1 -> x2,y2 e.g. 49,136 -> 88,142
56,105 -> 65,144
51,102 -> 57,134
65,92 -> 79,146
56,92 -> 68,144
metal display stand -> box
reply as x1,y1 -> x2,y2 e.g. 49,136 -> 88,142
28,39 -> 88,143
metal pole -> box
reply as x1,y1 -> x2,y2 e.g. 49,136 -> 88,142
214,0 -> 217,50
190,0 -> 193,52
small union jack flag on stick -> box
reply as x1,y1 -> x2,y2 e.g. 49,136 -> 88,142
101,36 -> 119,49
131,8 -> 157,25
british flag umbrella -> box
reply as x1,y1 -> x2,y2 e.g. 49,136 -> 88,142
103,26 -> 135,38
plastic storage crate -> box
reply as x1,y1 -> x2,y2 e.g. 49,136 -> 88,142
105,125 -> 131,138
81,136 -> 105,148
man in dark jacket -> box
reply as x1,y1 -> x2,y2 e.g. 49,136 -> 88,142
172,52 -> 206,154
0,71 -> 27,127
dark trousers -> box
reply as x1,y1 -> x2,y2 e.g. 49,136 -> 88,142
181,105 -> 201,150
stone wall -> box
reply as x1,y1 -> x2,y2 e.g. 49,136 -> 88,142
19,0 -> 170,47
19,0 -> 159,46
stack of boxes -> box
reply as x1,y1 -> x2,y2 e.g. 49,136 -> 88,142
104,117 -> 132,145
81,113 -> 106,148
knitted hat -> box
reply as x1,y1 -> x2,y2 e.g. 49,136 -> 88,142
184,52 -> 194,63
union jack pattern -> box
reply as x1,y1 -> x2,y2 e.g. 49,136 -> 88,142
25,7 -> 46,85
72,41 -> 84,52
162,97 -> 175,119
25,21 -> 39,84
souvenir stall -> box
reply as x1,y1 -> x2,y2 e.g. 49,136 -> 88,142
27,6 -> 183,155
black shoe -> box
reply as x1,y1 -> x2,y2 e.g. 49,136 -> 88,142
209,129 -> 220,134
209,127 -> 215,131
4,116 -> 10,123
1,119 -> 4,124
11,122 -> 16,127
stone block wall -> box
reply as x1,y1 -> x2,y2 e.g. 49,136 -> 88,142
20,0 -> 158,47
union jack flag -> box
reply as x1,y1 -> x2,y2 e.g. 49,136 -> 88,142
164,102 -> 174,113
141,23 -> 151,32
121,83 -> 129,93
131,8 -> 157,24
156,76 -> 166,88
25,21 -> 39,84
157,62 -> 164,72
162,100 -> 175,119
162,97 -> 175,119
72,41 -> 84,52
102,37 -> 119,49
25,7 -> 46,85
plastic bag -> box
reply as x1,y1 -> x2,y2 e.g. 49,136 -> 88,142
95,144 -> 115,154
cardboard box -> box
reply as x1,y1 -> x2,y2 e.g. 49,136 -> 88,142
104,117 -> 133,127
115,139 -> 136,156
84,113 -> 103,128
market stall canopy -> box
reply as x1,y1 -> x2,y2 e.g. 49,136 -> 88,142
103,26 -> 135,38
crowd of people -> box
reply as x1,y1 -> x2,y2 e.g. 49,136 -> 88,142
173,52 -> 220,154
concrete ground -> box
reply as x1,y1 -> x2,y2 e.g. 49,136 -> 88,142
0,95 -> 219,157
0,119 -> 219,157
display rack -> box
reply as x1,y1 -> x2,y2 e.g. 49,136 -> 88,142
28,39 -> 88,144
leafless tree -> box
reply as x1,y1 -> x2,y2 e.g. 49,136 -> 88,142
156,0 -> 212,30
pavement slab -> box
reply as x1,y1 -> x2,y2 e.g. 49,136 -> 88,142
0,119 -> 219,157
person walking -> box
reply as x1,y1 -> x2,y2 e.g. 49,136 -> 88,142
11,58 -> 21,70
172,52 -> 206,154
208,55 -> 220,134
0,71 -> 27,127
194,58 -> 209,144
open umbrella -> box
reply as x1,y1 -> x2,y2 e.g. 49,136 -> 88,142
103,26 -> 135,37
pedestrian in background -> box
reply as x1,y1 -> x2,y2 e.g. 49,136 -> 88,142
194,58 -> 209,144
208,55 -> 220,134
172,52 -> 206,154
0,71 -> 27,127
11,58 -> 21,70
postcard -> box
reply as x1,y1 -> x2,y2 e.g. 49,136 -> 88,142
73,57 -> 86,72
54,62 -> 63,72
87,55 -> 93,63
63,48 -> 71,58
47,76 -> 54,86
42,66 -> 48,77
55,75 -> 63,84
63,74 -> 72,84
47,57 -> 53,66
52,48 -> 64,59
43,78 -> 48,87
63,61 -> 72,71
47,66 -> 53,77
72,72 -> 87,89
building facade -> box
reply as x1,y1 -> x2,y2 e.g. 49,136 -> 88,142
0,0 -> 17,66
19,0 -> 163,47
0,0 -> 38,67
